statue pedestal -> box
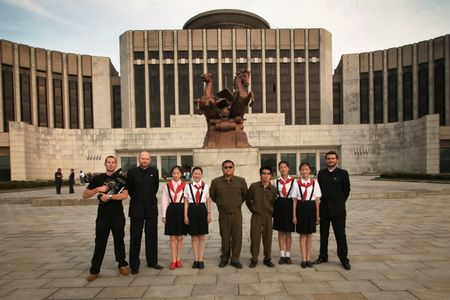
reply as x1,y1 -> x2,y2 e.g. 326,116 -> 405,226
193,148 -> 260,185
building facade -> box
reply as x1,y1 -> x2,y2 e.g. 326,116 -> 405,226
0,9 -> 448,181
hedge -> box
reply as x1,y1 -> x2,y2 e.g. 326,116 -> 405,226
379,172 -> 450,180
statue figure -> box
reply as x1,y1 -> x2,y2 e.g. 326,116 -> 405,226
194,70 -> 254,149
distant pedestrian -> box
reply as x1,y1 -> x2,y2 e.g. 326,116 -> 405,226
69,169 -> 75,194
55,168 -> 63,194
80,171 -> 85,186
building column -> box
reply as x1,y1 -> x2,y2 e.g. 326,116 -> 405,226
368,52 -> 374,124
62,53 -> 69,128
203,29 -> 207,74
47,51 -> 54,128
13,43 -> 21,122
158,31 -> 165,127
0,50 -> 3,132
232,29 -> 236,76
188,29 -> 194,115
290,29 -> 295,125
144,31 -> 151,128
77,55 -> 84,129
247,29 -> 252,114
218,29 -> 223,91
30,47 -> 38,126
275,29 -> 281,113
262,30 -> 267,113
412,44 -> 419,119
382,50 -> 388,123
445,35 -> 450,125
174,31 -> 179,115
397,47 -> 403,122
428,40 -> 435,114
305,30 -> 310,124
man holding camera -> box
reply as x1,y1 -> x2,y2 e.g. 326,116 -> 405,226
83,155 -> 129,282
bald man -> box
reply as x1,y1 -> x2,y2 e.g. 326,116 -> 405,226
127,151 -> 163,274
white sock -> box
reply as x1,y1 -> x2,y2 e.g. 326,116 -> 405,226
280,250 -> 285,257
286,251 -> 291,258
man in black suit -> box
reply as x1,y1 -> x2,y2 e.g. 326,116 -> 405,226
314,151 -> 351,270
127,151 -> 163,274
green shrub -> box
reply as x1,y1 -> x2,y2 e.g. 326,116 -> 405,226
0,180 -> 71,190
379,172 -> 450,180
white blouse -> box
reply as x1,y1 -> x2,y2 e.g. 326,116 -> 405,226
272,176 -> 299,199
183,181 -> 210,204
297,178 -> 322,201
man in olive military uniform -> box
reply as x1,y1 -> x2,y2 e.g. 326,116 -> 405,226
210,160 -> 248,268
245,166 -> 278,268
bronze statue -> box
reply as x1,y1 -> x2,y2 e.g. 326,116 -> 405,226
194,70 -> 255,148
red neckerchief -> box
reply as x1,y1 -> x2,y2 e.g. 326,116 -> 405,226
168,180 -> 186,202
278,177 -> 294,198
297,178 -> 314,203
193,181 -> 205,204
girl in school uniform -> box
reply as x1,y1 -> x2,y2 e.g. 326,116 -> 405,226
184,167 -> 212,269
293,162 -> 322,268
162,165 -> 187,270
272,161 -> 299,265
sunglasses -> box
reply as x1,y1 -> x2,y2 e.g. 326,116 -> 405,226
223,166 -> 234,169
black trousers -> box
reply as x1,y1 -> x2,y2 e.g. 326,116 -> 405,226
319,215 -> 349,264
69,182 -> 74,193
55,181 -> 62,194
90,215 -> 128,274
129,209 -> 158,270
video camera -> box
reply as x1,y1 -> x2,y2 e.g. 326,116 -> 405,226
97,168 -> 127,201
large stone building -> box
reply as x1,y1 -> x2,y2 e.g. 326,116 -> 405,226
0,9 -> 449,181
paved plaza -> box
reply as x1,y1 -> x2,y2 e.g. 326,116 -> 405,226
0,177 -> 450,299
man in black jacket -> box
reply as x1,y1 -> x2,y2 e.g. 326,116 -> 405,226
314,151 -> 351,270
127,151 -> 163,274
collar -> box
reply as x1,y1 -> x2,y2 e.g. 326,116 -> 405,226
300,177 -> 311,184
278,176 -> 292,182
222,175 -> 234,182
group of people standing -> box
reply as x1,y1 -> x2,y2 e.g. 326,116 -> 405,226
83,150 -> 351,282
54,168 -> 75,194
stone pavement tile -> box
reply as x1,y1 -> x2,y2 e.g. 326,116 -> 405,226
165,296 -> 214,300
159,267 -> 199,276
419,278 -> 450,291
130,275 -> 176,286
40,269 -> 85,278
312,292 -> 367,300
328,280 -> 380,292
236,264 -> 278,273
191,284 -> 238,296
371,279 -> 428,291
350,261 -> 392,271
173,274 -> 217,285
197,264 -> 238,275
95,286 -> 148,298
258,272 -> 302,282
0,270 -> 48,279
363,291 -> 418,300
215,296 -> 263,300
238,282 -> 286,296
86,276 -> 134,287
143,284 -> 192,298
6,278 -> 51,289
283,282 -> 332,294
265,295 -> 315,300
217,273 -> 259,284
43,277 -> 89,288
128,267 -> 161,277
338,270 -> 386,280
300,271 -> 346,281
0,279 -> 11,287
384,260 -> 430,269
379,268 -> 432,280
306,262 -> 344,272
0,287 -> 15,298
36,262 -> 80,270
409,290 -> 450,300
0,263 -> 43,271
47,287 -> 103,299
420,268 -> 450,279
0,288 -> 57,300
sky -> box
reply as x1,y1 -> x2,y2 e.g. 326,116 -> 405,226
0,0 -> 449,73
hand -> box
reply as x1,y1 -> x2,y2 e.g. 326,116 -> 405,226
97,185 -> 109,193
184,216 -> 189,225
316,215 -> 320,224
99,194 -> 110,202
162,217 -> 166,224
207,214 -> 212,224
292,216 -> 297,225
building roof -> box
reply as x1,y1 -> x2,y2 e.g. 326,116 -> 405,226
183,9 -> 270,29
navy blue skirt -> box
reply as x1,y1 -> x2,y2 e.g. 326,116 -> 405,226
296,200 -> 317,234
187,203 -> 209,236
273,197 -> 295,232
165,203 -> 187,236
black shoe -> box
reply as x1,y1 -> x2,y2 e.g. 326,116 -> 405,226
130,268 -> 139,275
306,261 -> 313,268
192,261 -> 199,269
285,257 -> 292,265
313,257 -> 328,264
278,257 -> 286,265
230,261 -> 243,269
263,259 -> 275,268
197,261 -> 205,269
147,263 -> 163,270
249,260 -> 257,268
301,261 -> 307,269
342,262 -> 351,270
218,261 -> 228,268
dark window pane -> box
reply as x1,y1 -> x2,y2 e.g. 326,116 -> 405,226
2,65 -> 14,131
280,63 -> 291,124
181,155 -> 193,172
19,68 -> 31,124
164,63 -> 175,127
434,59 -> 445,125
83,76 -> 93,128
295,50 -> 306,124
112,85 -> 122,128
301,153 -> 316,175
360,72 -> 369,124
149,64 -> 161,127
373,71 -> 383,123
309,50 -> 320,124
161,156 -> 177,179
250,50 -> 262,113
266,49 -> 277,113
260,153 -> 276,176
37,76 -> 48,127
403,66 -> 413,121
280,153 -> 296,175
418,63 -> 428,117
388,69 -> 398,122
222,61 -> 233,90
178,51 -> 189,114
68,75 -> 79,129
192,52 -> 204,104
53,74 -> 64,128
333,82 -> 341,124
134,51 -> 144,60
134,65 -> 146,127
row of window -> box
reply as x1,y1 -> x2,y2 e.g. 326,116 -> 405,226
1,64 -> 95,131
358,59 -> 446,125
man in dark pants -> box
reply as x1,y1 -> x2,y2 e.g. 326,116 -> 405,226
210,160 -> 248,269
83,155 -> 129,281
245,166 -> 278,268
314,150 -> 351,270
55,168 -> 63,194
127,151 -> 163,274
68,169 -> 75,193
